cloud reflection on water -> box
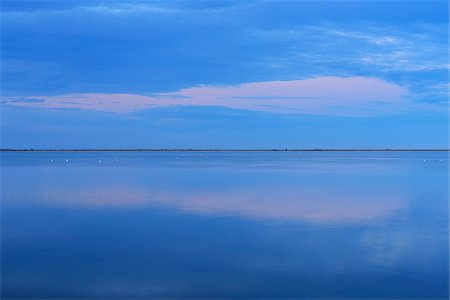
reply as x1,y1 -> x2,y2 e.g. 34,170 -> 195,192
39,184 -> 406,224
2,152 -> 447,299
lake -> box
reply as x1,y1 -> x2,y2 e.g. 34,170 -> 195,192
1,151 -> 448,299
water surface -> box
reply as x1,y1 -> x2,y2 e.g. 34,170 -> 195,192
1,151 -> 448,299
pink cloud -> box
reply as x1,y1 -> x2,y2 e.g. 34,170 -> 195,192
4,76 -> 410,116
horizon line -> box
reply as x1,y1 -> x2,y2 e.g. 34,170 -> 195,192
1,148 -> 449,152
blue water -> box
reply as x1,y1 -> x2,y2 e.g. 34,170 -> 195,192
1,151 -> 448,299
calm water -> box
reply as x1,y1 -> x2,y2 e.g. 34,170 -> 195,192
1,151 -> 448,299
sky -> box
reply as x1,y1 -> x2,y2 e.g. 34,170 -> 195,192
1,0 -> 448,149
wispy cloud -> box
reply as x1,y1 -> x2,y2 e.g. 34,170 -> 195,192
253,24 -> 448,74
4,76 -> 413,116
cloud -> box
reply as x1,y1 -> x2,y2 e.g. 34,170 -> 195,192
2,1 -> 447,100
254,24 -> 448,74
4,97 -> 45,103
3,76 -> 411,116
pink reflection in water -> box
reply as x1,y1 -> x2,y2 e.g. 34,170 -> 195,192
38,184 -> 406,224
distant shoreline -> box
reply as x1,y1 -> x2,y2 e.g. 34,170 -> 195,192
1,149 -> 449,152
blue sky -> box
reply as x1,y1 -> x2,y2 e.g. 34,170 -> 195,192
1,0 -> 448,149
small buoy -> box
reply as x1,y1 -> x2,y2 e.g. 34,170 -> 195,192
50,159 -> 54,162
99,160 -> 102,163
65,159 -> 69,163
